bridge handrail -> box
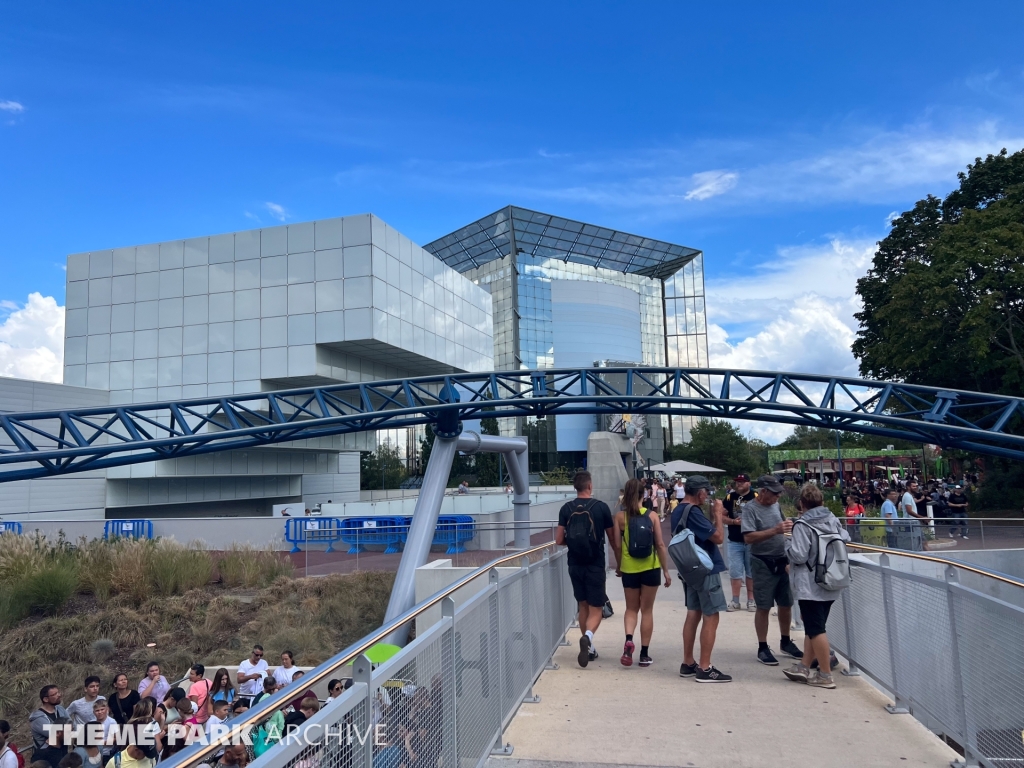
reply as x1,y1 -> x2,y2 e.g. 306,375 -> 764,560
164,539 -> 569,768
833,544 -> 1024,765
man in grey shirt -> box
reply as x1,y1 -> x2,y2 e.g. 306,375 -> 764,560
742,475 -> 803,666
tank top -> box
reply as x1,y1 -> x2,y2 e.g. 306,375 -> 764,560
620,507 -> 661,573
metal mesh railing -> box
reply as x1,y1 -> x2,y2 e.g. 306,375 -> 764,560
164,545 -> 574,768
831,550 -> 1024,767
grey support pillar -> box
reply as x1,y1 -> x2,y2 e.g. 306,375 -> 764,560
456,431 -> 530,549
382,431 -> 459,645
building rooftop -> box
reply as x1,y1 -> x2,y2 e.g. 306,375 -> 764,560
424,205 -> 701,280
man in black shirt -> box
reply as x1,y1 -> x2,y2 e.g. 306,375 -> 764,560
723,473 -> 756,612
947,485 -> 970,539
556,470 -> 617,668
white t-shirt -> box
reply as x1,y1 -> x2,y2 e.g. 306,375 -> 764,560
237,659 -> 268,697
0,744 -> 19,768
272,666 -> 298,688
205,714 -> 225,736
673,483 -> 685,499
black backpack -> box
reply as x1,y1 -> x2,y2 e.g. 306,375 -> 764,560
565,500 -> 599,559
626,511 -> 655,559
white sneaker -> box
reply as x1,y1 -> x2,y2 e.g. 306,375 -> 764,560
747,601 -> 756,612
726,599 -> 741,612
962,535 -> 969,540
949,532 -> 954,538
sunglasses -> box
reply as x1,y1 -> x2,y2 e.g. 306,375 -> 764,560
253,653 -> 263,657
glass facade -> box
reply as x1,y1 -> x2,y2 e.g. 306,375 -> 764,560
425,206 -> 709,472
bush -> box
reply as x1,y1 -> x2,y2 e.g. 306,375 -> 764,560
217,544 -> 293,588
21,562 -> 79,615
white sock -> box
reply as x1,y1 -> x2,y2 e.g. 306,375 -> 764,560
585,630 -> 594,644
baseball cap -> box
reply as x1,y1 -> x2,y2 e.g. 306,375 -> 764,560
684,475 -> 713,493
755,475 -> 784,494
734,473 -> 751,482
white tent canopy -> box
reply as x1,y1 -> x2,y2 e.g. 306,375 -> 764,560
646,459 -> 725,475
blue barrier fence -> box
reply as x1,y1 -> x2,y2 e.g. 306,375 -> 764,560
1,521 -> 22,535
284,515 -> 477,554
103,519 -> 154,540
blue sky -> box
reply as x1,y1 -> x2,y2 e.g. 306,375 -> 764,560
2,1 -> 1023,438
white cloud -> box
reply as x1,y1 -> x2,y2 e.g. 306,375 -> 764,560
264,202 -> 288,221
0,100 -> 24,113
0,293 -> 65,383
704,238 -> 877,442
684,170 -> 738,201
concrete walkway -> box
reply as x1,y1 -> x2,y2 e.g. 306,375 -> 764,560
494,571 -> 959,768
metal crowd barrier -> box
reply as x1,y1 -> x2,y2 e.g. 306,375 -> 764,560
434,514 -> 475,554
339,516 -> 410,554
290,516 -> 480,555
284,517 -> 345,553
163,541 -> 574,768
831,543 -> 1024,766
102,519 -> 153,540
0,521 -> 22,534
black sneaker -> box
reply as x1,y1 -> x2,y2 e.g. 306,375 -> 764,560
589,649 -> 599,661
679,661 -> 698,677
695,666 -> 732,683
780,639 -> 804,659
810,652 -> 839,671
757,646 -> 779,666
578,636 -> 591,668
638,655 -> 653,667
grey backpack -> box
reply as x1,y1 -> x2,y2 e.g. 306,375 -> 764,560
796,518 -> 851,591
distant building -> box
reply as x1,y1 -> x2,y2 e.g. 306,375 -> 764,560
426,206 -> 708,472
768,448 -> 929,481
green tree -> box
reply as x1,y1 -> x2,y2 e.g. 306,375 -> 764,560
473,416 -> 502,487
853,148 -> 1024,395
360,441 -> 408,490
669,419 -> 752,478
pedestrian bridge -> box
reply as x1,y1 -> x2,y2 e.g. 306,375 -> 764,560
160,538 -> 1021,768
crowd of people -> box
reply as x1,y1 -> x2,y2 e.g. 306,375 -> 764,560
19,649 -> 340,768
840,475 -> 972,543
557,470 -> 850,688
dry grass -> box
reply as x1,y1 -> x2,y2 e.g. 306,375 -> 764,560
217,543 -> 293,588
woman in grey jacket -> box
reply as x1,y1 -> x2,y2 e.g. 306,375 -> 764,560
783,483 -> 850,689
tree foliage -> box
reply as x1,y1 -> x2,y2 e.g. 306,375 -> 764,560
360,441 -> 408,490
853,148 -> 1024,395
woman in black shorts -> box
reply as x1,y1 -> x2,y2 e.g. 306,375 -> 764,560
614,478 -> 672,667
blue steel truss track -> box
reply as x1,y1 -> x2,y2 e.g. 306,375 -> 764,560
0,367 -> 1022,481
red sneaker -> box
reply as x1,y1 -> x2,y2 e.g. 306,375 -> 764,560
620,640 -> 635,667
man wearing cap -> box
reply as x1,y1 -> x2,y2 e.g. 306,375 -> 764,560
947,485 -> 970,539
741,476 -> 804,666
723,474 -> 756,612
671,475 -> 731,683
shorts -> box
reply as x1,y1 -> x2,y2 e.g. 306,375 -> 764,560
798,599 -> 834,638
750,556 -> 794,610
683,572 -> 727,616
621,568 -> 662,589
727,540 -> 752,580
568,564 -> 607,607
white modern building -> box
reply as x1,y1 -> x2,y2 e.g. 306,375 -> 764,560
0,214 -> 493,520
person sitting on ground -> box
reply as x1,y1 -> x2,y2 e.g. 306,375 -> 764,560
30,685 -> 70,768
783,484 -> 851,689
67,678 -> 104,728
0,722 -> 22,768
613,478 -> 672,668
135,664 -> 168,706
208,669 -> 235,706
272,651 -> 299,688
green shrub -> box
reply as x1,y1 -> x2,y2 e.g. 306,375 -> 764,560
148,540 -> 213,596
20,561 -> 79,615
217,544 -> 293,588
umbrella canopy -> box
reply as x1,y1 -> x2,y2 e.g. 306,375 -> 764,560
646,459 -> 725,475
364,643 -> 402,664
